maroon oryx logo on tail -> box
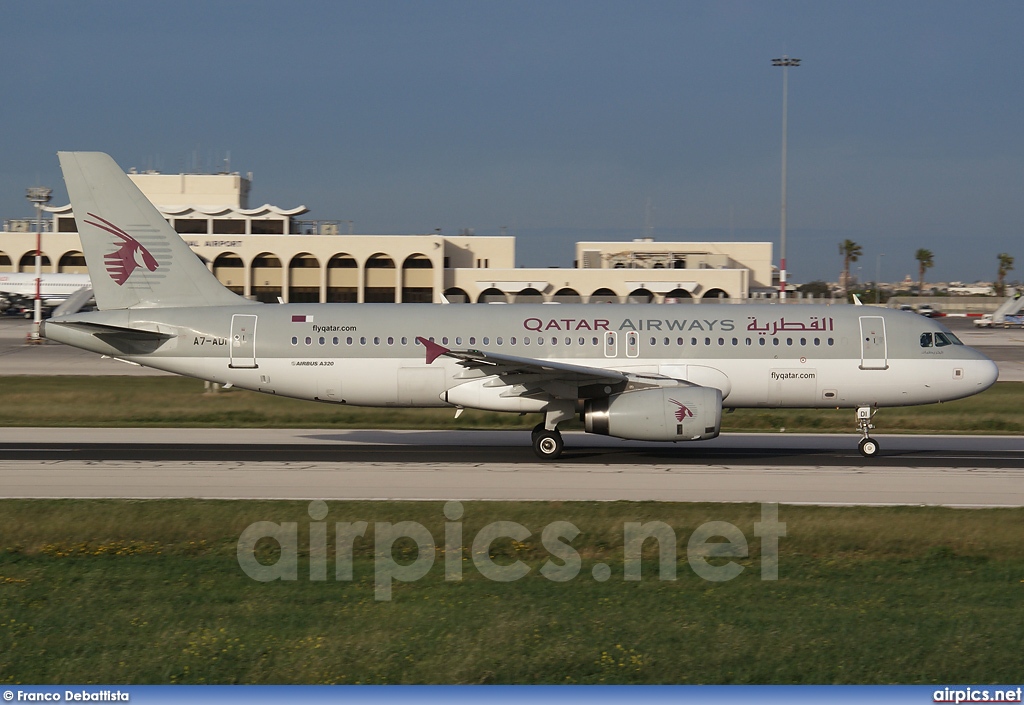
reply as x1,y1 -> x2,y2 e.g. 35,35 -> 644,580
669,398 -> 694,422
85,213 -> 159,286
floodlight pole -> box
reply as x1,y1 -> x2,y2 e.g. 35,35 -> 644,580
773,55 -> 800,301
26,186 -> 52,342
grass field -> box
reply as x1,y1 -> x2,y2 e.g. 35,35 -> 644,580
1,500 -> 1022,684
0,376 -> 1022,434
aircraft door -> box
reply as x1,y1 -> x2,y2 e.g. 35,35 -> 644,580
229,314 -> 258,369
859,316 -> 887,370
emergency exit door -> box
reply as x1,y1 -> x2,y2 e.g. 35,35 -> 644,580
229,314 -> 258,369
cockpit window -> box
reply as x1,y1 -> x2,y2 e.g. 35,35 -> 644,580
921,329 -> 964,348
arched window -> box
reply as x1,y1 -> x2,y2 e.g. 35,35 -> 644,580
401,254 -> 434,303
702,288 -> 729,303
552,288 -> 581,303
477,287 -> 508,304
663,288 -> 693,303
289,253 -> 321,303
364,253 -> 396,303
58,251 -> 87,274
443,287 -> 470,304
327,253 -> 357,302
514,287 -> 544,304
627,288 -> 653,304
213,252 -> 244,295
18,253 -> 51,272
250,253 -> 283,303
589,288 -> 618,304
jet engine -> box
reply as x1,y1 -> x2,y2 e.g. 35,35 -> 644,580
584,386 -> 722,442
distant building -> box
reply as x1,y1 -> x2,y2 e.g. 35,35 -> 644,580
1,167 -> 773,304
947,284 -> 996,296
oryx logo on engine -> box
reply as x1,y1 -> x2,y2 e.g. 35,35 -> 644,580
85,212 -> 159,285
670,398 -> 694,422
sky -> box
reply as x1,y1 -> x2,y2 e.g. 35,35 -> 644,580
2,1 -> 1022,284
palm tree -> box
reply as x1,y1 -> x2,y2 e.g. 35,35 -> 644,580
839,240 -> 862,295
915,248 -> 934,296
996,253 -> 1014,296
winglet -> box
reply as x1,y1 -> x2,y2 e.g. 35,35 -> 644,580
417,336 -> 449,364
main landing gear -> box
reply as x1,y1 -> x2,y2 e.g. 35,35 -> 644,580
531,404 -> 575,460
856,406 -> 879,457
532,423 -> 564,460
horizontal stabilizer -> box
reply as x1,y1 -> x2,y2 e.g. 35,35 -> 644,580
50,287 -> 94,318
45,320 -> 174,341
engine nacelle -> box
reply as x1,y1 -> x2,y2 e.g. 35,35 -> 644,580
584,386 -> 722,442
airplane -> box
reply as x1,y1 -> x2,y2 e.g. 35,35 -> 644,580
42,152 -> 999,459
0,272 -> 92,306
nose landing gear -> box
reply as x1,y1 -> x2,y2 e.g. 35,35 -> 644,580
856,406 -> 879,457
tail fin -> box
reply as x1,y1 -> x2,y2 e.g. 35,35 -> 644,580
58,151 -> 252,310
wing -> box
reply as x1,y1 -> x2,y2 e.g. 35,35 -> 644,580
416,336 -> 682,401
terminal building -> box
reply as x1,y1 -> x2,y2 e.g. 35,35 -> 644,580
1,167 -> 774,304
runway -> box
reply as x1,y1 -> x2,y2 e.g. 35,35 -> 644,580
2,429 -> 1022,507
3,317 -> 1023,507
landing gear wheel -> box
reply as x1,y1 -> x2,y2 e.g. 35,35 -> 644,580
533,429 -> 564,460
858,437 -> 880,457
531,422 -> 546,442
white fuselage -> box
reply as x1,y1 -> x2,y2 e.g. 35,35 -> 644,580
43,303 -> 999,412
0,273 -> 92,305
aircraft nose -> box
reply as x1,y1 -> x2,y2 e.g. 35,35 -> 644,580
973,357 -> 999,390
